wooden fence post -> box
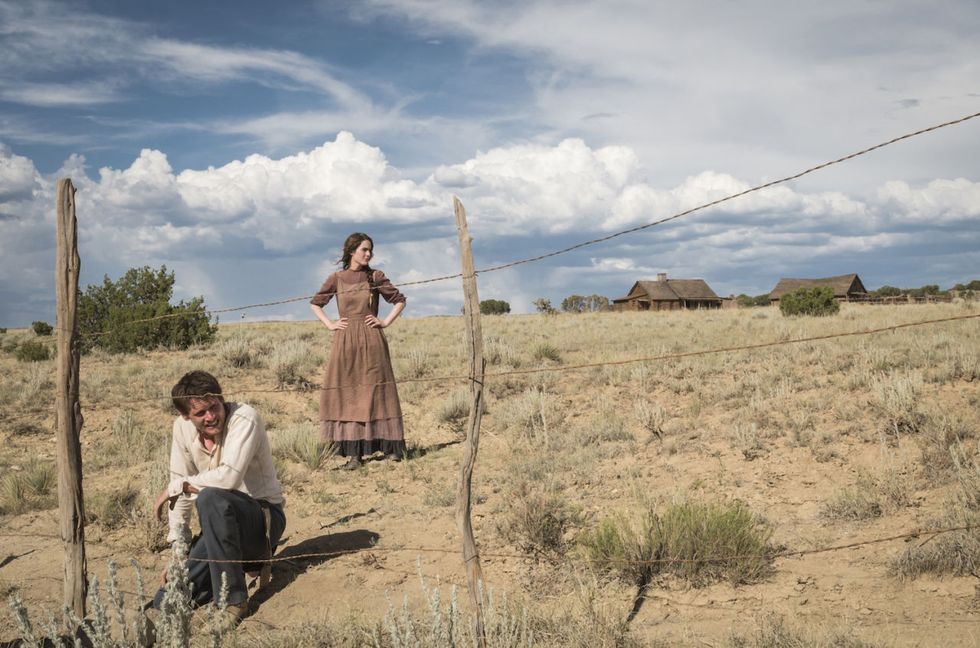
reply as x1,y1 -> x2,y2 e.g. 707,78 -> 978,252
55,178 -> 87,617
453,197 -> 487,646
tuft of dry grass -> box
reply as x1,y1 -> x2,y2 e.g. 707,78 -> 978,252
871,372 -> 926,439
822,467 -> 913,521
917,412 -> 976,480
0,459 -> 57,515
728,613 -> 889,648
86,483 -> 142,531
98,409 -> 163,469
268,339 -> 320,388
496,481 -> 579,557
271,423 -> 331,471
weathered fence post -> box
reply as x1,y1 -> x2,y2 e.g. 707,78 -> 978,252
55,178 -> 87,617
453,197 -> 487,647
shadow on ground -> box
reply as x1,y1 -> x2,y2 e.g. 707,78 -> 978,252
249,528 -> 381,611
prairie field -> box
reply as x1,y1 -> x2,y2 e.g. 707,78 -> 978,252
2,302 -> 979,647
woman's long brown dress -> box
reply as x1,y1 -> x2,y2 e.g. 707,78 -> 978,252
310,268 -> 406,458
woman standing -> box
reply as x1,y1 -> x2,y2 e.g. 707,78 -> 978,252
310,233 -> 407,469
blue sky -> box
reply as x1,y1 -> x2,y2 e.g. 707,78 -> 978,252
1,0 -> 979,327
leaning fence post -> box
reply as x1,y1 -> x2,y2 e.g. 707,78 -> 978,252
55,178 -> 87,617
453,197 -> 487,647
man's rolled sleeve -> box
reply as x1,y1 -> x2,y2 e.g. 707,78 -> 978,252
165,419 -> 197,543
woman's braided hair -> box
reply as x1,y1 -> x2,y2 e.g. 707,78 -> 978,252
339,232 -> 377,309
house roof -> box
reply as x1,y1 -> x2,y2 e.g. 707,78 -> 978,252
615,279 -> 721,302
768,273 -> 867,299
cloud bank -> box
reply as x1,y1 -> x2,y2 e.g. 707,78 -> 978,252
2,132 -> 978,325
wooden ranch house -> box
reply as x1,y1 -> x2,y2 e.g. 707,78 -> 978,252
612,273 -> 722,311
768,273 -> 869,302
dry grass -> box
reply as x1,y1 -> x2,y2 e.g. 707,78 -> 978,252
271,422 -> 332,470
0,459 -> 57,515
2,302 -> 979,646
728,614 -> 890,648
822,466 -> 914,521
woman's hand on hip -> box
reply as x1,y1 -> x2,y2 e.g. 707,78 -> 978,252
365,314 -> 386,328
328,318 -> 348,331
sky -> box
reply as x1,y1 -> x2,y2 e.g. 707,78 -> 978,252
1,0 -> 979,327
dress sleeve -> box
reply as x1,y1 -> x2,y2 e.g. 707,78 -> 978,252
310,273 -> 338,307
373,270 -> 406,305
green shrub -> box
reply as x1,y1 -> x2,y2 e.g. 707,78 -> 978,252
30,321 -> 52,336
15,340 -> 50,362
778,286 -> 840,317
78,265 -> 217,354
579,500 -> 772,587
735,293 -> 771,307
480,299 -> 511,315
579,510 -> 659,586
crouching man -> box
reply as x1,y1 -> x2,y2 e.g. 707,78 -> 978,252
151,370 -> 286,630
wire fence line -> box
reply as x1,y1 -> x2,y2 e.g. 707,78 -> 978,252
1,524 -> 974,569
82,310 -> 980,408
58,108 -> 980,340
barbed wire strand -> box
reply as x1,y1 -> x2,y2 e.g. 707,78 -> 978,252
60,109 -> 980,339
90,310 -> 980,407
0,524 -> 974,568
477,110 -> 980,274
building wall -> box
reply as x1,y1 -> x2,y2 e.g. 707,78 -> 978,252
613,299 -> 722,311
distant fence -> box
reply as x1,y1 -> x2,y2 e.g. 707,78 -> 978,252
848,294 -> 958,305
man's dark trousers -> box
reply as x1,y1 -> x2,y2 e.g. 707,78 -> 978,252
153,488 -> 286,608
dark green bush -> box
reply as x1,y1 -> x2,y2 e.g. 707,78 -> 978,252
736,293 -> 771,307
31,321 -> 53,336
16,340 -> 50,362
873,285 -> 903,297
78,265 -> 217,353
778,286 -> 840,317
479,299 -> 511,315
